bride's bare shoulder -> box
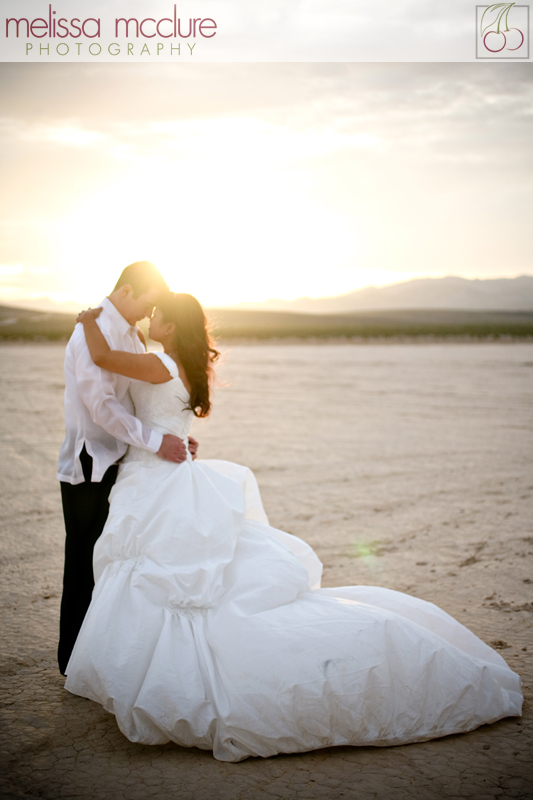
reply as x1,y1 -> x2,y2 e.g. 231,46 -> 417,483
136,328 -> 147,349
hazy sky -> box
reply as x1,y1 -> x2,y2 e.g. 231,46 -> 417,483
0,63 -> 532,307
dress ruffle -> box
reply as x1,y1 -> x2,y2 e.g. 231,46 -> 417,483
65,458 -> 522,762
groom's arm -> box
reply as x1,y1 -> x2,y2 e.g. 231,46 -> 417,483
72,326 -> 186,463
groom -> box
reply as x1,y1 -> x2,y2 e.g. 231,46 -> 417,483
56,261 -> 196,675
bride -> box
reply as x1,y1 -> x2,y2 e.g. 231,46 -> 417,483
66,292 -> 522,763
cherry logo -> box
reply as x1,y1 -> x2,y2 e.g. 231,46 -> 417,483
481,2 -> 525,52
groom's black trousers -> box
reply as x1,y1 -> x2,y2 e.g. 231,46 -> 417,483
58,448 -> 119,676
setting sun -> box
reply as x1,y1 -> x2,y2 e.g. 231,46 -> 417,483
55,121 -> 362,306
0,64 -> 531,310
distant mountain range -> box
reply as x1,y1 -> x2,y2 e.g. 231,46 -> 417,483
233,276 -> 533,313
2,275 -> 532,316
0,296 -> 84,314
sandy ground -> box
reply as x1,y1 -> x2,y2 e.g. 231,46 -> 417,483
0,341 -> 532,800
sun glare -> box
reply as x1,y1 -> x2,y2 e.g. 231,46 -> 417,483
56,117 -> 366,306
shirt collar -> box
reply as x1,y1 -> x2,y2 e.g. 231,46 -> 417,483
101,297 -> 136,337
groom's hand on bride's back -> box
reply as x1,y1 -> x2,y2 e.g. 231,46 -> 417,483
157,434 -> 187,463
188,437 -> 199,460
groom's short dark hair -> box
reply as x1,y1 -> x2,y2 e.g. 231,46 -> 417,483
113,261 -> 168,298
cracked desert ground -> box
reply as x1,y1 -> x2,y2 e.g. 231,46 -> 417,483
0,341 -> 531,800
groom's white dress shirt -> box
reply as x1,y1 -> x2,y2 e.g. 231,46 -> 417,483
57,297 -> 163,485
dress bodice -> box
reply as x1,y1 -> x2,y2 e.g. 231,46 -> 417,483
124,352 -> 193,464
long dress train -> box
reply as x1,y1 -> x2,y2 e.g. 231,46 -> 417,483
65,353 -> 522,762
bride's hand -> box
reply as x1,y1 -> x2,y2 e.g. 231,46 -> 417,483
76,307 -> 103,324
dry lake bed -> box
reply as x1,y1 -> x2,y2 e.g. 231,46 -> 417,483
0,341 -> 532,800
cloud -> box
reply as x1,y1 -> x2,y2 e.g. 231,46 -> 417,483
1,63 -> 531,176
0,63 -> 531,303
24,125 -> 106,147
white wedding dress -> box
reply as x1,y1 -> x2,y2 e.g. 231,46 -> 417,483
65,353 -> 522,762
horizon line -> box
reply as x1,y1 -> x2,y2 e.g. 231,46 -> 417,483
1,272 -> 532,313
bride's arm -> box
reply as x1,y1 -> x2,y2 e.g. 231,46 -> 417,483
77,309 -> 171,384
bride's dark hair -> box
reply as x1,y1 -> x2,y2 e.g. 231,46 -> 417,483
156,292 -> 219,418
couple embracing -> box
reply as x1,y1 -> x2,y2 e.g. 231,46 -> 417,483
57,260 -> 522,762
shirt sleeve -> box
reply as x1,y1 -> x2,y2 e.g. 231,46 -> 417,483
73,325 -> 163,453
